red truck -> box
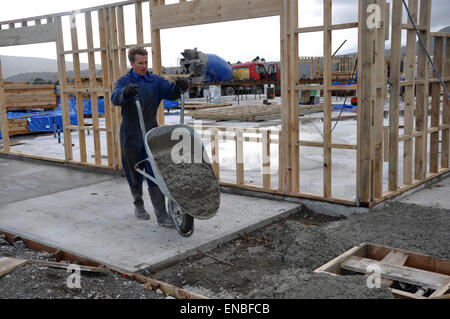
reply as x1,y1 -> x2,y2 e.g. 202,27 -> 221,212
228,61 -> 280,96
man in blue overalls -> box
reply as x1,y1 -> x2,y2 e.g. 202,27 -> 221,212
111,47 -> 188,227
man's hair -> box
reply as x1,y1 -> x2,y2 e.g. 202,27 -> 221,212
128,47 -> 148,63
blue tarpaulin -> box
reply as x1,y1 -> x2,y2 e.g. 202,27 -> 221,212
0,97 -> 106,139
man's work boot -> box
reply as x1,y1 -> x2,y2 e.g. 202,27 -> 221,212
148,187 -> 174,228
131,186 -> 150,220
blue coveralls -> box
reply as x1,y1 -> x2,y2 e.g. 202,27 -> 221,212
111,70 -> 180,190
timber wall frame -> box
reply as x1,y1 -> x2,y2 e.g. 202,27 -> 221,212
0,0 -> 449,208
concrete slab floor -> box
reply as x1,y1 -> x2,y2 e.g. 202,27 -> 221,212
399,175 -> 450,210
0,158 -> 299,273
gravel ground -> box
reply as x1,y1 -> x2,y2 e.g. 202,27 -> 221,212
0,201 -> 448,299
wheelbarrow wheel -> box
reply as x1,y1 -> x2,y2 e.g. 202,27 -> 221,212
167,199 -> 194,237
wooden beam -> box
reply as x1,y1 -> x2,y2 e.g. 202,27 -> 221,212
55,16 -> 73,161
235,129 -> 244,185
0,59 -> 10,152
430,37 -> 444,173
403,0 -> 418,185
341,256 -> 450,290
0,23 -> 57,47
150,0 -> 165,126
323,0 -> 332,198
443,38 -> 450,169
289,0 -> 299,193
117,6 -> 128,76
151,0 -> 282,30
98,8 -> 114,167
70,13 -> 87,163
388,0 -> 402,192
85,11 -> 102,166
380,250 -> 409,287
374,0 -> 386,198
414,0 -> 431,181
279,1 -> 288,193
210,128 -> 220,180
262,129 -> 271,190
358,0 -> 376,205
135,1 -> 144,45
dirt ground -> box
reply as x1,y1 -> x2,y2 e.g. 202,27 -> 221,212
0,200 -> 449,299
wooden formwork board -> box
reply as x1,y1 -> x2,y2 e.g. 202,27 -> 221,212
315,243 -> 450,299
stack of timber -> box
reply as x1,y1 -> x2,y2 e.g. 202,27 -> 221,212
3,83 -> 58,136
8,118 -> 29,136
188,104 -> 322,122
4,84 -> 57,111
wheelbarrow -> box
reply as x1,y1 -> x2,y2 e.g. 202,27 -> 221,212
133,89 -> 220,237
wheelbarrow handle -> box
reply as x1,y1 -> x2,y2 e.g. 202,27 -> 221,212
134,97 -> 148,142
134,159 -> 158,185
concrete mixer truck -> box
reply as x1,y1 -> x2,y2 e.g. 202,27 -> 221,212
179,48 -> 280,98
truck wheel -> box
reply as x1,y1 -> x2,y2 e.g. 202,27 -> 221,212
223,87 -> 235,96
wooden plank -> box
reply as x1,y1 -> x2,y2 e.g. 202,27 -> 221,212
314,243 -> 367,275
388,0 -> 402,192
135,1 -> 144,45
0,257 -> 28,277
374,0 -> 386,198
117,6 -> 128,76
279,1 -> 288,193
262,129 -> 271,190
323,0 -> 332,198
341,256 -> 450,289
210,128 -> 220,180
430,36 -> 444,173
380,250 -> 409,287
235,129 -> 244,185
430,278 -> 450,297
442,37 -> 450,169
414,0 -> 431,181
151,0 -> 282,30
403,0 -> 418,185
150,0 -> 165,126
289,0 -> 299,194
99,8 -> 115,168
0,23 -> 57,47
55,16 -> 73,161
0,59 -> 10,152
85,11 -> 102,165
358,0 -> 376,205
109,6 -> 123,169
70,13 -> 87,163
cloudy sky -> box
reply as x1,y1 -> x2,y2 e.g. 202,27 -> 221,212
0,0 -> 449,67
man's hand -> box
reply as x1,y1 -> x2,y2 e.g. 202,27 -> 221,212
124,84 -> 138,97
175,78 -> 189,93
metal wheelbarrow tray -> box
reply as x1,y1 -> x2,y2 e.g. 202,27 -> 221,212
136,123 -> 220,236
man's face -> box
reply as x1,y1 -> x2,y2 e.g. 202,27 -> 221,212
131,54 -> 148,77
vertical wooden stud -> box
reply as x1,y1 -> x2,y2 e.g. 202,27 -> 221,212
85,11 -> 102,165
55,16 -> 73,161
403,0 -> 418,185
135,1 -> 144,45
263,129 -> 271,190
0,59 -> 10,153
236,129 -> 244,185
211,128 -> 220,180
430,36 -> 444,173
279,0 -> 288,193
442,38 -> 450,169
98,9 -> 114,168
323,0 -> 332,197
117,6 -> 128,75
388,0 -> 402,191
150,0 -> 165,127
414,0 -> 431,181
